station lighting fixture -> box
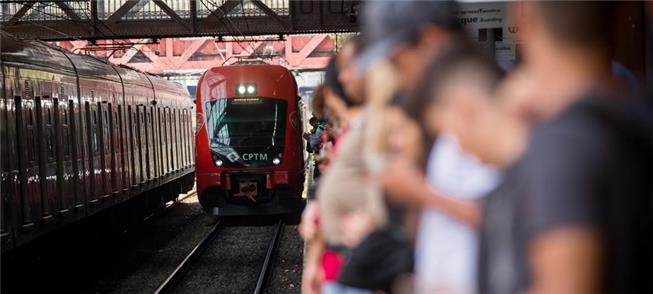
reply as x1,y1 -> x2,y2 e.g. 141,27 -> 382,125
272,158 -> 281,165
215,159 -> 224,167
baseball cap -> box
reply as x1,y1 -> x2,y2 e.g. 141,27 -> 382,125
356,0 -> 461,72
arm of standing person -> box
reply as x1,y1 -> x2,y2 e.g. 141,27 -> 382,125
376,158 -> 481,228
302,236 -> 326,294
524,121 -> 606,294
528,228 -> 601,294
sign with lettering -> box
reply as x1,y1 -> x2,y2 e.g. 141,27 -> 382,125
457,2 -> 519,69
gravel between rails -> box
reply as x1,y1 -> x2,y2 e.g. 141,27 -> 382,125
266,225 -> 303,294
173,225 -> 274,294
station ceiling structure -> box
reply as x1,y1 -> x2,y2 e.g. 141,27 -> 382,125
1,0 -> 360,41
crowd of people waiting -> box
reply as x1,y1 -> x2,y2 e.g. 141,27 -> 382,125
299,1 -> 653,294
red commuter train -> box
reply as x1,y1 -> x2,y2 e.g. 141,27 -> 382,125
195,63 -> 306,216
1,34 -> 195,250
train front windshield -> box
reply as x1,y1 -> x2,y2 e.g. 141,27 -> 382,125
205,98 -> 287,168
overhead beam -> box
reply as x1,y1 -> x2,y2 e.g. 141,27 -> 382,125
250,0 -> 289,29
5,2 -> 34,27
54,2 -> 82,22
1,1 -> 360,40
54,1 -> 92,33
201,0 -> 240,24
152,0 -> 190,31
106,0 -> 145,24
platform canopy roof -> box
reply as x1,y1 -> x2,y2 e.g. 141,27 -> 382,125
0,0 -> 360,41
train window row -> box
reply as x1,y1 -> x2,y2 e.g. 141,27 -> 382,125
9,92 -> 193,196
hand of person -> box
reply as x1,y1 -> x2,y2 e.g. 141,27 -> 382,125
303,132 -> 311,140
340,211 -> 376,248
298,201 -> 320,241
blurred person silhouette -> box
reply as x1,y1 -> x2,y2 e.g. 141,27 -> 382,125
318,39 -> 391,294
378,45 -> 518,294
301,37 -> 389,294
473,2 -> 653,294
355,2 -> 504,294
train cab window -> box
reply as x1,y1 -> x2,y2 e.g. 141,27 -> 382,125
204,98 -> 287,168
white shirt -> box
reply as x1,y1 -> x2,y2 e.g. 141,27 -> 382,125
415,134 -> 500,294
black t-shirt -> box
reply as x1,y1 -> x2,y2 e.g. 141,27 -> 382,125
478,94 -> 653,294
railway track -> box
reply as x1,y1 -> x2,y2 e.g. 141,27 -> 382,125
154,220 -> 284,294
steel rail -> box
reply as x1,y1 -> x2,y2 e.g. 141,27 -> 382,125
253,220 -> 283,294
154,218 -> 222,294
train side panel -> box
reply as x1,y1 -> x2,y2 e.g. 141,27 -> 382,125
0,35 -> 195,250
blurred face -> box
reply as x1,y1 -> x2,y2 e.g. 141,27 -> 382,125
391,44 -> 430,91
425,81 -> 527,167
390,26 -> 451,91
338,43 -> 366,104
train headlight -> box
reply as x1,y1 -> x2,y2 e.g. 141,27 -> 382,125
237,85 -> 247,95
236,83 -> 257,96
272,158 -> 281,165
215,159 -> 223,166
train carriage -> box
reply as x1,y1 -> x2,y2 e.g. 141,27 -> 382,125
0,34 -> 195,251
195,64 -> 306,216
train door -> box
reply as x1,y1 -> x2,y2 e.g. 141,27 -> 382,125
17,81 -> 41,228
180,108 -> 187,169
137,104 -> 146,184
0,66 -> 13,247
128,104 -> 138,189
117,104 -> 127,193
166,108 -> 173,174
175,108 -> 182,171
108,102 -> 120,196
143,104 -> 151,182
171,108 -> 177,172
67,98 -> 83,210
80,99 -> 92,206
148,106 -> 158,181
53,97 -> 73,215
98,101 -> 111,196
35,95 -> 55,221
85,100 -> 100,203
187,108 -> 193,167
158,107 -> 167,176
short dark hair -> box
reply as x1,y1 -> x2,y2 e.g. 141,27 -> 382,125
402,44 -> 504,121
311,85 -> 327,118
534,1 -> 614,56
342,34 -> 366,56
324,57 -> 356,107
